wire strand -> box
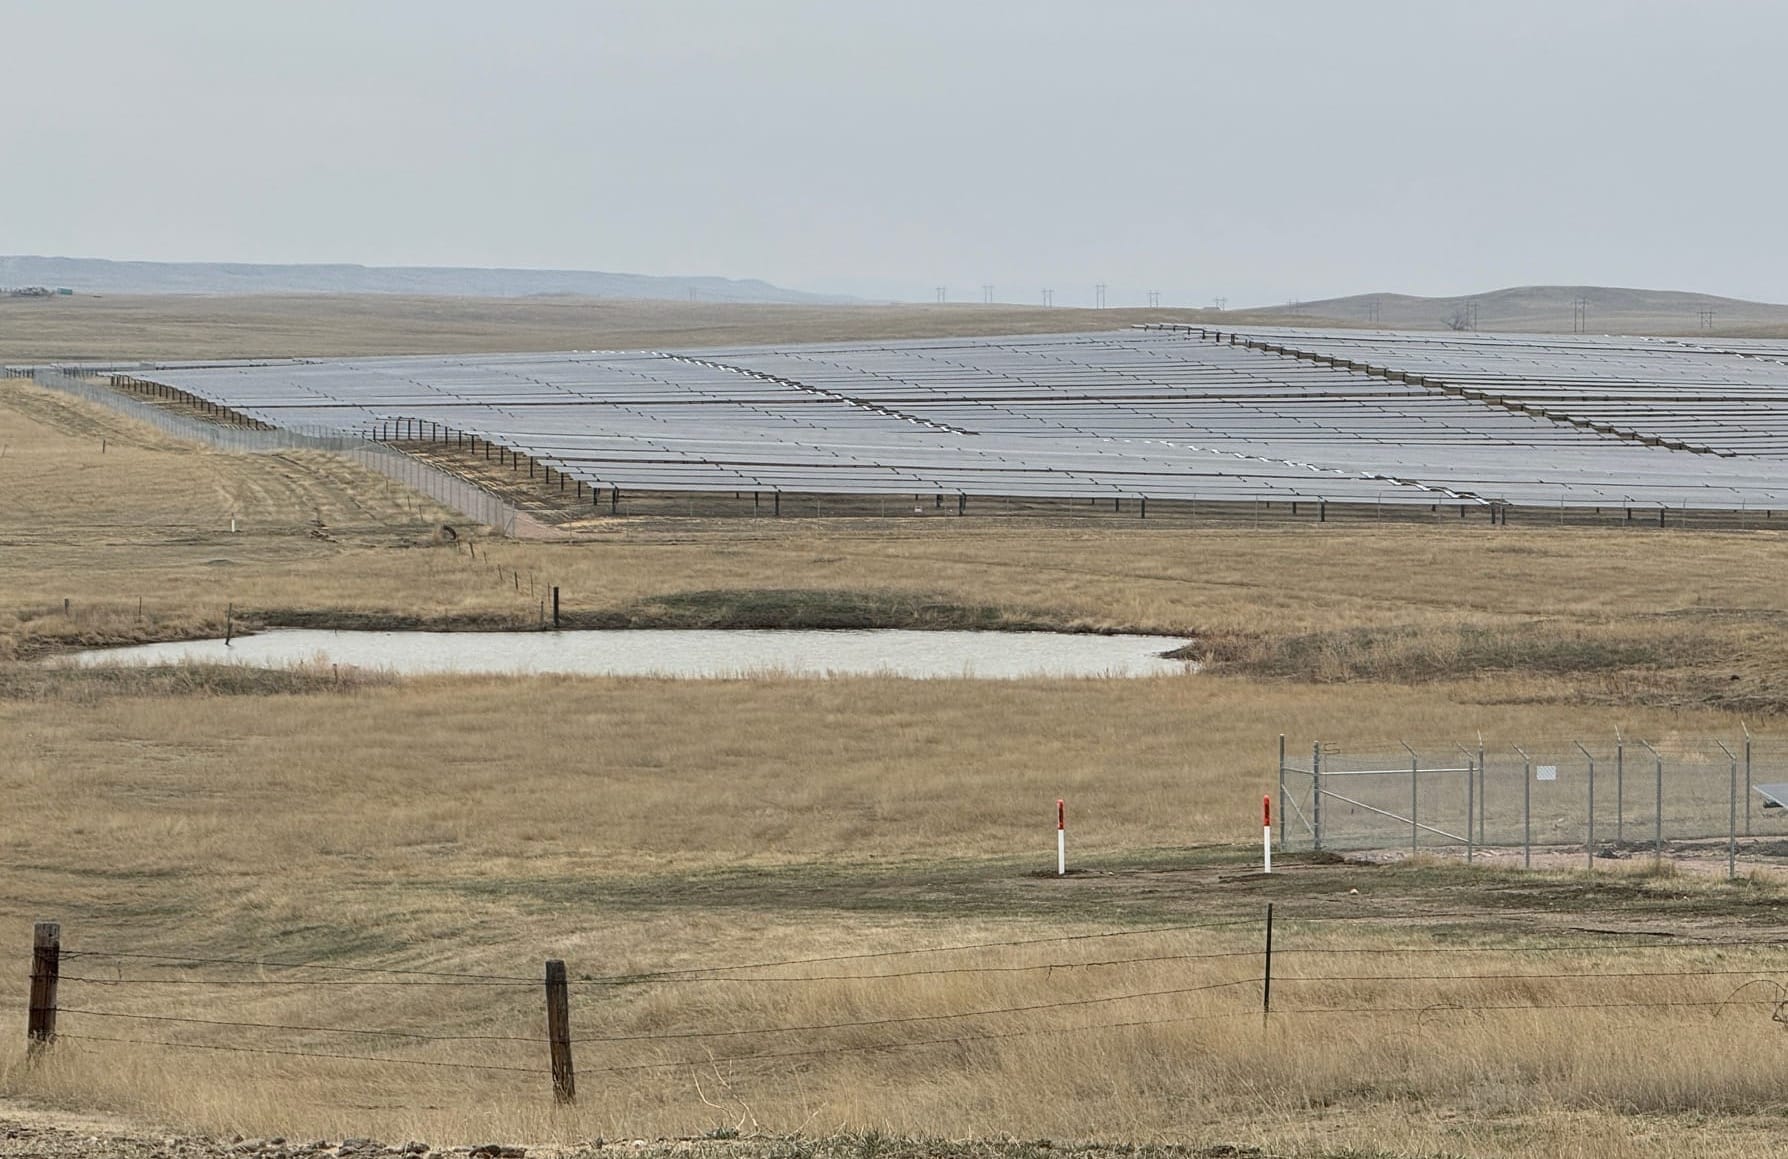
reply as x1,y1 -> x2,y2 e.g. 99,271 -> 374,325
60,976 -> 532,988
582,918 -> 1262,982
58,1034 -> 546,1075
58,1008 -> 541,1043
582,948 -> 1264,986
59,950 -> 536,983
1274,940 -> 1788,956
1271,997 -> 1775,1016
575,1009 -> 1261,1076
580,977 -> 1257,1043
1276,968 -> 1788,983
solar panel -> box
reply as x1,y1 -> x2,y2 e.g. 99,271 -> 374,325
105,326 -> 1788,508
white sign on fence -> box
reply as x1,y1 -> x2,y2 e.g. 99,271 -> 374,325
1536,765 -> 1558,782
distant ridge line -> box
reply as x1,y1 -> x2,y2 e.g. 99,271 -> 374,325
0,255 -> 855,305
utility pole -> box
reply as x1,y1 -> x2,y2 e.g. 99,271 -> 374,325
1699,308 -> 1716,330
1095,283 -> 1107,309
1466,299 -> 1480,332
1042,288 -> 1054,307
935,286 -> 947,304
983,283 -> 994,304
1212,297 -> 1227,312
1147,290 -> 1161,308
1366,300 -> 1380,325
1572,295 -> 1589,334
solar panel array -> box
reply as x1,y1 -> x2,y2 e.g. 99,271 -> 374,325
112,327 -> 1788,510
1202,325 -> 1788,457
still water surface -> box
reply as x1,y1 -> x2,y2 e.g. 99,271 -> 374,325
65,628 -> 1194,680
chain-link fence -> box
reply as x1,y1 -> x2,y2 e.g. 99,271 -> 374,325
21,368 -> 518,534
1278,733 -> 1784,875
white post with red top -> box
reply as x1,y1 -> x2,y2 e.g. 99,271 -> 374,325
1263,795 -> 1273,874
1057,798 -> 1066,876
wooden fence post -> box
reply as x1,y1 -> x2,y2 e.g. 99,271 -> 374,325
545,960 -> 575,1104
28,921 -> 60,1053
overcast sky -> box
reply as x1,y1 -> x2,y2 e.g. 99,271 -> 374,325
6,0 -> 1784,307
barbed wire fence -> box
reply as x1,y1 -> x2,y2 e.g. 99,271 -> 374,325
22,913 -> 1788,1105
1278,730 -> 1788,875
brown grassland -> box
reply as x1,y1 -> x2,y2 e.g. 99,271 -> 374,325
0,296 -> 1231,362
4,309 -> 1788,1158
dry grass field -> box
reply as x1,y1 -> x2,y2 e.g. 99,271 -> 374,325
9,288 -> 1788,365
6,322 -> 1788,1156
0,296 -> 1233,362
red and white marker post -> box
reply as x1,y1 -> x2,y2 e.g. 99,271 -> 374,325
1057,798 -> 1067,876
1263,794 -> 1273,874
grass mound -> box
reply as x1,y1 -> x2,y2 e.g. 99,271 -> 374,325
581,587 -> 1071,632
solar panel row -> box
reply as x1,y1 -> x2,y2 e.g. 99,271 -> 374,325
107,327 -> 1788,510
1191,324 -> 1788,457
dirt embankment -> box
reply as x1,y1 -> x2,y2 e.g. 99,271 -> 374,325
0,1119 -> 1284,1159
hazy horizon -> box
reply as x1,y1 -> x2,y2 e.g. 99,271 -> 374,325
7,1 -> 1786,309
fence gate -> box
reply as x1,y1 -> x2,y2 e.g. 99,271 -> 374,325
1277,740 -> 1474,858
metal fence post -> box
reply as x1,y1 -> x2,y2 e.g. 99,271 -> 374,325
1458,744 -> 1475,865
1400,742 -> 1419,856
1514,745 -> 1531,869
1718,741 -> 1738,881
1277,735 -> 1287,853
1655,746 -> 1664,864
1744,726 -> 1753,837
1615,733 -> 1625,847
1477,741 -> 1487,846
1637,740 -> 1663,865
1311,744 -> 1323,852
1576,741 -> 1595,871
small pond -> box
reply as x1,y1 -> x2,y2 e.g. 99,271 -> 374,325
61,628 -> 1195,680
